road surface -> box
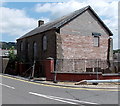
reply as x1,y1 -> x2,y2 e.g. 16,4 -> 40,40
0,74 -> 119,105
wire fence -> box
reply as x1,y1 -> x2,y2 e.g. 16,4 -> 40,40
55,59 -> 109,73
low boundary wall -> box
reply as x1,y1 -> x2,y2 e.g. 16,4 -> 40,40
44,59 -> 120,82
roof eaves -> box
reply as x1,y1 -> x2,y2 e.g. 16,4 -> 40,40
17,27 -> 57,40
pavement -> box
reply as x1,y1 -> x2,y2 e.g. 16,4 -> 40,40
2,74 -> 120,89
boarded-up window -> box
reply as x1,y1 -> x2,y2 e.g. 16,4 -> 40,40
27,43 -> 30,56
33,42 -> 37,59
43,35 -> 47,51
93,36 -> 99,47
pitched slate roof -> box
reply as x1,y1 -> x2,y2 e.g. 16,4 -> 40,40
18,6 -> 113,40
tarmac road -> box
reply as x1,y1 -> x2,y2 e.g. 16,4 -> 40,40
0,74 -> 119,105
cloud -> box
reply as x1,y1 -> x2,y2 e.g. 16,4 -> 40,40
35,1 -> 87,19
35,0 -> 119,49
35,0 -> 118,19
0,7 -> 50,40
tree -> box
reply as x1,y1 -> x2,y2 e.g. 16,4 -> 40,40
8,46 -> 17,62
5,46 -> 17,75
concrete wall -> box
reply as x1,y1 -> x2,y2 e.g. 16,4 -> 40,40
17,29 -> 56,63
58,9 -> 110,60
2,58 -> 9,73
60,10 -> 109,36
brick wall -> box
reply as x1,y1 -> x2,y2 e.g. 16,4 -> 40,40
57,34 -> 109,60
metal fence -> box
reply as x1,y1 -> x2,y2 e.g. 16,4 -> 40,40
55,59 -> 109,73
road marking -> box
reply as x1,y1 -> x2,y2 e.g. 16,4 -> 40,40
44,94 -> 98,105
29,92 -> 98,105
0,75 -> 119,92
29,92 -> 77,105
0,83 -> 15,89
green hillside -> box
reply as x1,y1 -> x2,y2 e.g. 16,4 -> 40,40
0,42 -> 16,50
113,49 -> 120,53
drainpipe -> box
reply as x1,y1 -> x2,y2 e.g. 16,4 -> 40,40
96,59 -> 99,80
85,60 -> 87,72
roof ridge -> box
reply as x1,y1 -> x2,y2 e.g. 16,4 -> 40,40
18,6 -> 90,39
40,5 -> 90,28
18,5 -> 112,40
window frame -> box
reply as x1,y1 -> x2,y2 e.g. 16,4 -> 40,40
92,32 -> 101,47
93,36 -> 99,47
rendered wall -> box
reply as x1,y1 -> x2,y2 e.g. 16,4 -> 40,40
58,10 -> 110,60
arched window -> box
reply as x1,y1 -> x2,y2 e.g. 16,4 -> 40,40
43,35 -> 47,51
27,43 -> 30,56
20,41 -> 23,52
33,42 -> 37,59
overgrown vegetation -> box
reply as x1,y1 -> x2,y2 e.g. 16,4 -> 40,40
8,46 -> 17,62
5,46 -> 18,75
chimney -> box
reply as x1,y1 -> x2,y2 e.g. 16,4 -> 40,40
38,20 -> 44,27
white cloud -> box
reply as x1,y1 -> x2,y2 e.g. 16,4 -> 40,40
35,1 -> 87,19
35,0 -> 119,49
0,7 -> 50,40
35,0 -> 118,19
0,7 -> 37,38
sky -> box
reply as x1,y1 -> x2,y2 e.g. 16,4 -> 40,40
0,0 -> 119,50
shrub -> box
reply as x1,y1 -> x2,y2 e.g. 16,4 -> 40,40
8,46 -> 17,62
